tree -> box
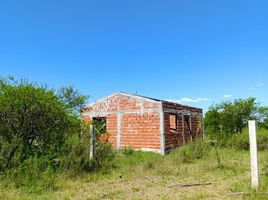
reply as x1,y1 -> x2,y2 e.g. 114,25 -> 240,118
58,86 -> 89,112
258,107 -> 268,129
0,77 -> 88,170
204,98 -> 268,135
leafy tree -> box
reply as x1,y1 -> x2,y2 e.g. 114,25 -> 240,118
0,77 -> 87,170
262,117 -> 268,128
204,97 -> 268,135
58,86 -> 88,112
203,105 -> 222,134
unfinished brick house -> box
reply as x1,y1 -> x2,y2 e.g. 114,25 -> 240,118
82,92 -> 203,155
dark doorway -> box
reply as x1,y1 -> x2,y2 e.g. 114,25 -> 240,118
183,115 -> 192,142
92,117 -> 106,134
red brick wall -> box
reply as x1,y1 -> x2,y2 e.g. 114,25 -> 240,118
162,101 -> 203,151
106,114 -> 117,146
82,94 -> 162,152
120,112 -> 160,149
82,94 -> 203,154
164,114 -> 184,149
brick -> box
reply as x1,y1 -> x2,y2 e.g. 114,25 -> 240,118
82,93 -> 203,154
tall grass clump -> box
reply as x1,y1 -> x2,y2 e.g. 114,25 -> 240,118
121,147 -> 134,156
174,140 -> 211,163
6,156 -> 58,193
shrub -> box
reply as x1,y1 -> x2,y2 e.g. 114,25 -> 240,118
60,133 -> 91,173
57,132 -> 116,173
7,155 -> 58,192
0,77 -> 87,171
0,77 -> 117,189
204,98 -> 268,134
211,128 -> 268,151
90,141 -> 116,171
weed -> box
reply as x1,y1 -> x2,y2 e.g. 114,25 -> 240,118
122,146 -> 134,156
173,140 -> 211,163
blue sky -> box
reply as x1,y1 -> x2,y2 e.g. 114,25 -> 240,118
0,0 -> 267,112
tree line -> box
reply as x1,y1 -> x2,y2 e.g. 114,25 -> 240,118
204,97 -> 268,135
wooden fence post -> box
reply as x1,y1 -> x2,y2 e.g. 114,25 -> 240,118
189,115 -> 193,141
248,120 -> 259,189
89,125 -> 96,160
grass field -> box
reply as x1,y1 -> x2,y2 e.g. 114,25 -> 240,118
1,142 -> 268,200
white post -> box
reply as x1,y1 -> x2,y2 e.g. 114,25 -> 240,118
116,112 -> 122,149
89,125 -> 96,160
248,120 -> 259,189
159,105 -> 165,156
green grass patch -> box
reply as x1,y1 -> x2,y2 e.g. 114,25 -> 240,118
1,139 -> 268,200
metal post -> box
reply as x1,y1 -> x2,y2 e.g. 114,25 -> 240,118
248,120 -> 259,189
89,125 -> 96,160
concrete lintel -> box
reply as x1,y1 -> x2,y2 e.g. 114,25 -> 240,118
82,108 -> 161,118
163,108 -> 202,116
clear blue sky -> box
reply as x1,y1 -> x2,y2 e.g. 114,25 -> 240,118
0,0 -> 267,112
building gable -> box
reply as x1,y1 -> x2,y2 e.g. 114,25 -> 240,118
83,92 -> 161,115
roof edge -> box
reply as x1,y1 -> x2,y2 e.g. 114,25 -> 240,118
83,92 -> 203,112
162,100 -> 203,111
84,92 -> 161,109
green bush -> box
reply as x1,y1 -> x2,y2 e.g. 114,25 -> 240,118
0,77 -> 87,171
204,98 -> 268,134
7,155 -> 58,192
90,141 -> 116,171
61,133 -> 91,173
211,128 -> 268,151
2,133 -> 116,192
60,133 -> 116,173
0,77 -> 116,191
174,140 -> 211,163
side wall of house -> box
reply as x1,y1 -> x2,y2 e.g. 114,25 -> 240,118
162,101 -> 203,152
82,94 -> 162,153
